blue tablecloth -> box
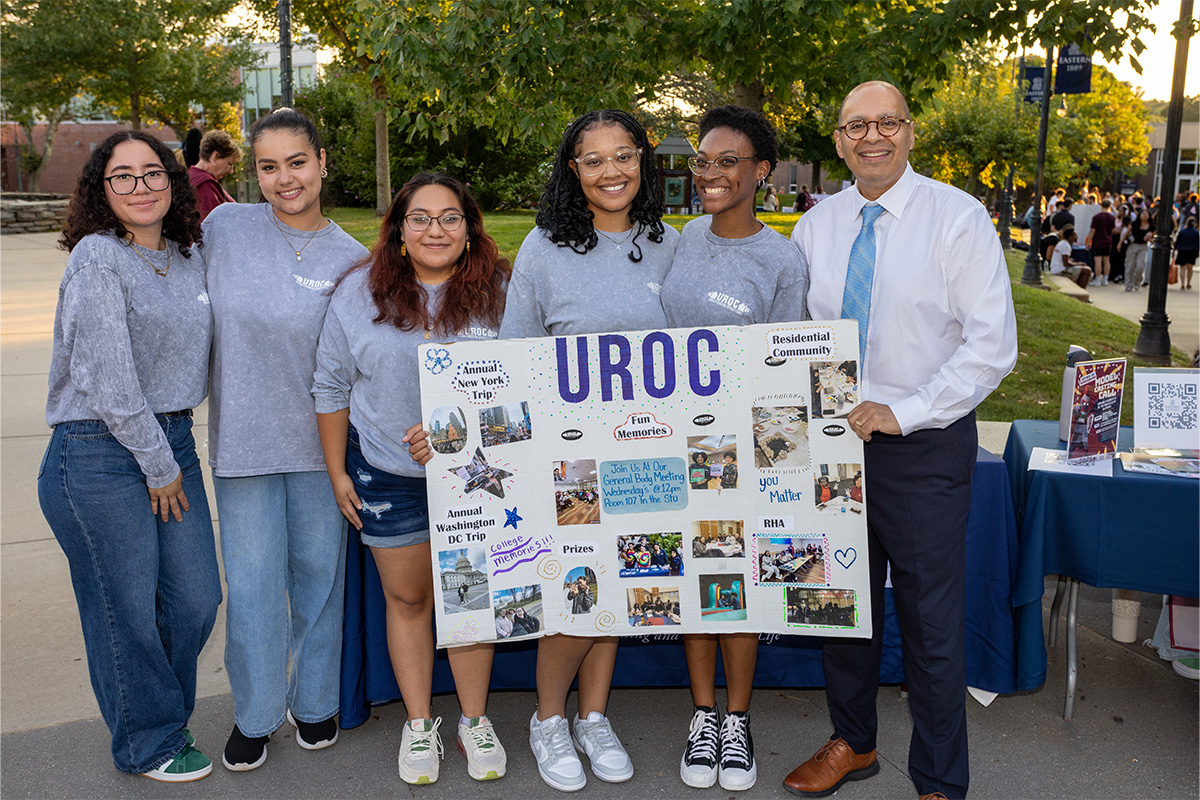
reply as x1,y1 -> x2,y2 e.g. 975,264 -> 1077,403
1004,420 -> 1200,690
340,446 -> 1024,728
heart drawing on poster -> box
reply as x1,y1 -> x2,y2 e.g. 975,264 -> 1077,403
835,548 -> 857,569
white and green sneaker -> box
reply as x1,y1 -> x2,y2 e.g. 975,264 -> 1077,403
142,744 -> 212,783
398,717 -> 443,785
457,716 -> 507,780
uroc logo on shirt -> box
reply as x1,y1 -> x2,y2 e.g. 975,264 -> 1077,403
707,291 -> 751,316
463,326 -> 497,339
293,274 -> 334,292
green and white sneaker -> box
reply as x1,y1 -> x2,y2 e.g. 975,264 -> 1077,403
398,717 -> 443,784
457,716 -> 507,780
1173,656 -> 1200,679
142,744 -> 212,783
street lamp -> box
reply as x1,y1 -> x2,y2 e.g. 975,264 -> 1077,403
1021,47 -> 1055,287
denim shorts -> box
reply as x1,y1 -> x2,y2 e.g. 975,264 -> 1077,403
346,426 -> 430,549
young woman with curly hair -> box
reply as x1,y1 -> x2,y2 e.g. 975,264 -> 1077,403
662,105 -> 808,792
39,129 -> 222,782
313,173 -> 510,785
499,109 -> 680,792
202,108 -> 369,771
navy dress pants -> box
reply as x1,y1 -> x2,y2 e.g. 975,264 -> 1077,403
822,412 -> 976,799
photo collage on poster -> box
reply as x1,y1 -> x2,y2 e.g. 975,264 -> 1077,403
419,322 -> 870,647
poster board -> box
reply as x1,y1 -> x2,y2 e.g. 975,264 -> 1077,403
419,321 -> 871,647
1066,359 -> 1126,461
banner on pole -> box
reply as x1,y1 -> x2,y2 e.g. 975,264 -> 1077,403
1055,44 -> 1092,94
419,321 -> 873,647
1023,65 -> 1046,105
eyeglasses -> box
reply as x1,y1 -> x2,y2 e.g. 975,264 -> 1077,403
404,213 -> 465,232
836,116 -> 911,140
573,148 -> 642,176
687,156 -> 757,177
104,170 -> 170,194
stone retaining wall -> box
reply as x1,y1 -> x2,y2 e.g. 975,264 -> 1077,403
1,194 -> 69,234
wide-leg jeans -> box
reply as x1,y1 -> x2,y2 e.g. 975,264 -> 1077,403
38,414 -> 222,774
214,471 -> 347,737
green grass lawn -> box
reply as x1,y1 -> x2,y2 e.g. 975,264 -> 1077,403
328,208 -> 1189,425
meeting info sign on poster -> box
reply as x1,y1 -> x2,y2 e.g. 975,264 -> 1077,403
419,321 -> 871,647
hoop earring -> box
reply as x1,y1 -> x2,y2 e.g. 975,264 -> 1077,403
757,177 -> 767,189
400,242 -> 407,257
321,168 -> 328,178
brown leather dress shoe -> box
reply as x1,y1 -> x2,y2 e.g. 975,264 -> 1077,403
782,737 -> 879,797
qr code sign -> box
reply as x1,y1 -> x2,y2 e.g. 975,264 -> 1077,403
1147,382 -> 1198,429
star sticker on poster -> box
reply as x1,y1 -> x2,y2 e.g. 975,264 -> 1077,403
447,447 -> 514,499
504,507 -> 523,529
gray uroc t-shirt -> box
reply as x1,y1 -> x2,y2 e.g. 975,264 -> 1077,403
45,233 -> 211,488
204,202 -> 369,477
661,216 -> 809,327
498,224 -> 680,338
312,270 -> 499,478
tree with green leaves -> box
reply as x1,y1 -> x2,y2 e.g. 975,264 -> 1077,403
2,0 -> 259,191
2,0 -> 102,191
355,0 -> 1157,149
248,0 -> 394,214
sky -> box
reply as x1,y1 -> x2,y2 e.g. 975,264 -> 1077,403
1097,0 -> 1196,101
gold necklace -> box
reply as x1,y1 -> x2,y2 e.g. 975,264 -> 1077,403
127,237 -> 170,276
270,209 -> 322,262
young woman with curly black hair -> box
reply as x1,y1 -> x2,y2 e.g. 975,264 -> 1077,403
313,173 -> 510,785
39,129 -> 222,782
500,109 -> 680,792
662,105 -> 808,792
202,108 -> 369,772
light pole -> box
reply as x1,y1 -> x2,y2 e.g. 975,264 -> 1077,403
1134,0 -> 1191,364
1021,47 -> 1055,286
278,0 -> 293,108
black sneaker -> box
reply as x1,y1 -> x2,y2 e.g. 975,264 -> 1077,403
718,710 -> 756,791
679,705 -> 720,788
222,725 -> 268,771
287,709 -> 339,750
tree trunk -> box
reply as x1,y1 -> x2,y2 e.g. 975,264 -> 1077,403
130,92 -> 142,130
731,80 -> 767,113
372,75 -> 389,216
22,112 -> 64,193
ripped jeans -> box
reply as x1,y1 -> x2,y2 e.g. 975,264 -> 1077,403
346,424 -> 430,549
214,471 -> 347,736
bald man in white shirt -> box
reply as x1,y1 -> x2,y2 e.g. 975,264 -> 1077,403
785,81 -> 1017,800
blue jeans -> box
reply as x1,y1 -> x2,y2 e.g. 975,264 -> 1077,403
37,414 -> 221,774
214,471 -> 347,736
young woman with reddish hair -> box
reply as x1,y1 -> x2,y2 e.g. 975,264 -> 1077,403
313,172 -> 509,785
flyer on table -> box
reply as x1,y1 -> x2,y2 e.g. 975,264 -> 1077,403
1067,358 -> 1126,461
420,321 -> 872,647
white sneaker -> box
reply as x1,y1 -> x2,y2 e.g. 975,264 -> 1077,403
398,717 -> 443,785
679,706 -> 720,788
572,711 -> 633,783
457,716 -> 506,780
529,712 -> 586,792
718,710 -> 757,791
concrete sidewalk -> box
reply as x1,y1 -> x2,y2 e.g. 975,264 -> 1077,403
2,230 -> 1197,798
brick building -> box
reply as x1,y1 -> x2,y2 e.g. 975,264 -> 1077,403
1,121 -> 179,195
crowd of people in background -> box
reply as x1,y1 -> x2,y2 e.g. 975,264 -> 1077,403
1021,186 -> 1198,292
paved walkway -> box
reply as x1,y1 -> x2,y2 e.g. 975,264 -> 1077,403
1,231 -> 1196,798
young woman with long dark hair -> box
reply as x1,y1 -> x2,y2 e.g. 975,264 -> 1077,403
203,108 -> 369,771
661,105 -> 808,792
39,129 -> 221,782
314,173 -> 510,785
500,108 -> 680,793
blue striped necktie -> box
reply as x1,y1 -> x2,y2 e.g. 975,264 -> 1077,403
840,203 -> 885,364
